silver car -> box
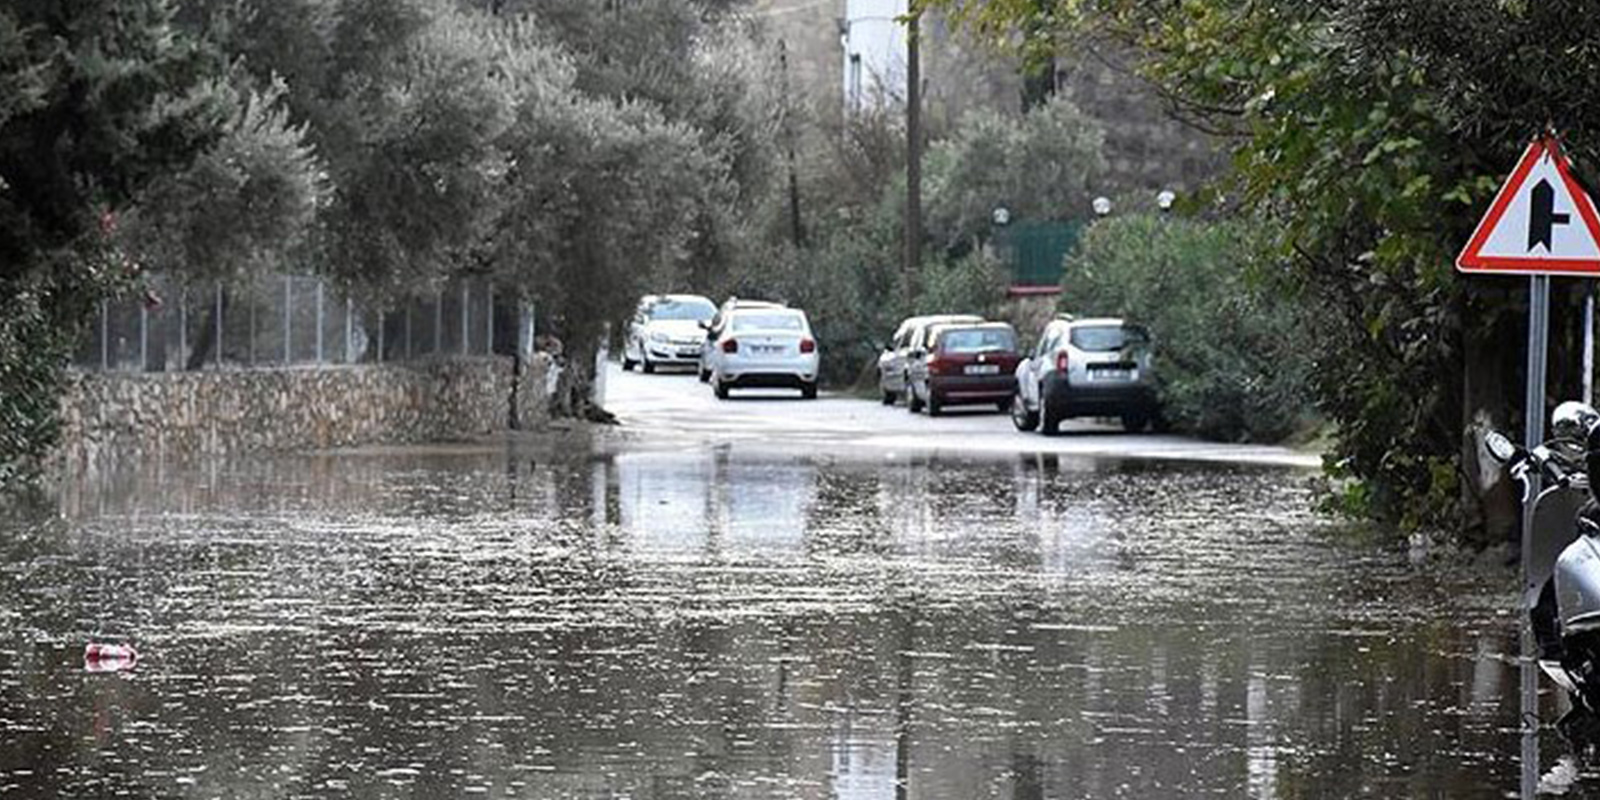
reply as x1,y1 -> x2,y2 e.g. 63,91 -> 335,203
623,294 -> 717,373
706,307 -> 820,400
1012,316 -> 1157,433
877,314 -> 983,405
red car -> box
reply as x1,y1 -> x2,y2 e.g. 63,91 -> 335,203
906,322 -> 1021,416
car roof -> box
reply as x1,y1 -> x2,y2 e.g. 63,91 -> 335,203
655,294 -> 714,304
935,321 -> 1015,333
730,305 -> 804,317
1064,317 -> 1127,328
724,298 -> 785,310
906,313 -> 983,327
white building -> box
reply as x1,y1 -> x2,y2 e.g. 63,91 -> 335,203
840,0 -> 908,111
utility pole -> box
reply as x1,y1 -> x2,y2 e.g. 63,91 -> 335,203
778,39 -> 804,249
904,9 -> 922,309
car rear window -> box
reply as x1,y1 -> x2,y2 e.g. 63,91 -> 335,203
650,299 -> 715,321
939,328 -> 1015,353
732,312 -> 806,332
1070,325 -> 1148,352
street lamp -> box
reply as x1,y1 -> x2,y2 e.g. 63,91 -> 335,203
1092,196 -> 1112,217
1156,190 -> 1176,212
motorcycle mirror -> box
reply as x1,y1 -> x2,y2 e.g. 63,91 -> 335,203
1485,431 -> 1519,464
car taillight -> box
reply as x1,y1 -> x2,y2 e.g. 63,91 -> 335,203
1055,350 -> 1069,372
722,339 -> 738,354
799,338 -> 816,354
927,355 -> 951,376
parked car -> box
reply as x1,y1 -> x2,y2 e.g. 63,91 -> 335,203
705,306 -> 819,400
877,314 -> 983,405
905,322 -> 1020,416
1011,316 -> 1157,433
698,297 -> 786,382
623,294 -> 717,373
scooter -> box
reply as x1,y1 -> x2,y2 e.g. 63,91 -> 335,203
1488,400 -> 1600,745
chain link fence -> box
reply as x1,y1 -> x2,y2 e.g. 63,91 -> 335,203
73,273 -> 520,372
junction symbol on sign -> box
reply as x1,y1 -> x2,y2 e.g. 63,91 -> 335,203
1456,135 -> 1600,276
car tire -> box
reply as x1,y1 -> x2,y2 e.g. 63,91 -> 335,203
801,382 -> 818,400
1120,411 -> 1150,433
1040,386 -> 1064,436
642,356 -> 656,375
713,377 -> 729,400
927,392 -> 943,417
908,385 -> 924,414
622,356 -> 636,371
881,389 -> 896,405
1010,394 -> 1039,431
699,367 -> 711,383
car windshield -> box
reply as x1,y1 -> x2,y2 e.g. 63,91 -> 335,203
732,312 -> 805,332
1070,325 -> 1148,352
650,299 -> 715,322
939,328 -> 1015,353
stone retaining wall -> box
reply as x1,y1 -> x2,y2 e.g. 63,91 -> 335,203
56,355 -> 550,470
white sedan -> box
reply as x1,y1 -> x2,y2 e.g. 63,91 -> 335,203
706,307 -> 819,400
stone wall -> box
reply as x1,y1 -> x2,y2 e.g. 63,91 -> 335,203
56,355 -> 550,470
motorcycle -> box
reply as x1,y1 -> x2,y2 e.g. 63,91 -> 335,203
1488,400 -> 1600,746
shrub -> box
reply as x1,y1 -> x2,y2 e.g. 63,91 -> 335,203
1064,214 -> 1316,443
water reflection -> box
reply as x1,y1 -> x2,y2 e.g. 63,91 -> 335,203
0,441 -> 1547,797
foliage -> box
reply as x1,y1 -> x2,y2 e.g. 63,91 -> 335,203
0,0 -> 244,484
923,94 -> 1106,253
1066,214 -> 1316,443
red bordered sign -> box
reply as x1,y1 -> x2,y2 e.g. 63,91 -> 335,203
1457,135 -> 1600,276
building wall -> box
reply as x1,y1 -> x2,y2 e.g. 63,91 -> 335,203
841,0 -> 908,109
54,356 -> 552,473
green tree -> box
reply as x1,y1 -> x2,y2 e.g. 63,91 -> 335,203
0,1 -> 244,484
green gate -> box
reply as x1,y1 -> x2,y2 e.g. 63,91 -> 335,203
1004,220 -> 1082,289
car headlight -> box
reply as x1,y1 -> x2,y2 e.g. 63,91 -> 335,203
649,331 -> 669,343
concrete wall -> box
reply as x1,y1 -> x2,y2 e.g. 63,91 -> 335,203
55,355 -> 550,470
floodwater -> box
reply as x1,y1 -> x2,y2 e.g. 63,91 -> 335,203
0,436 -> 1562,798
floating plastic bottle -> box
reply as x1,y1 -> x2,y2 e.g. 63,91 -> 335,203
84,643 -> 138,673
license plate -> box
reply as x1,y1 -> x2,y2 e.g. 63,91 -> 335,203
1091,369 -> 1132,381
753,345 -> 784,355
678,349 -> 700,358
964,364 -> 1000,375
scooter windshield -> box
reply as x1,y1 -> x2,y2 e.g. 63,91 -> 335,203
1530,482 -> 1587,597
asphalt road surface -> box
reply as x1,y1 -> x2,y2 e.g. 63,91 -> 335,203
602,360 -> 1321,469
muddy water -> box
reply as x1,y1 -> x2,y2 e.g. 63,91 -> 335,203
0,441 -> 1550,797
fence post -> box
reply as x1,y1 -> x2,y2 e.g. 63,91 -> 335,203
214,283 -> 223,369
405,304 -> 413,360
283,274 -> 293,364
346,296 -> 355,363
486,284 -> 495,356
179,288 -> 187,368
315,277 -> 325,363
377,309 -> 386,364
139,301 -> 149,372
434,288 -> 443,355
100,299 -> 109,371
461,280 -> 470,356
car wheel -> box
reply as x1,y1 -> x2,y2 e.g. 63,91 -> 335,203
1040,386 -> 1064,436
881,388 -> 896,405
1121,411 -> 1151,433
713,376 -> 730,400
1010,394 -> 1039,431
622,356 -> 636,371
908,384 -> 924,413
699,366 -> 711,383
801,381 -> 818,400
642,356 -> 656,374
927,392 -> 943,417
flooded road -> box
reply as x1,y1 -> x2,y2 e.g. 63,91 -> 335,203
0,437 -> 1556,798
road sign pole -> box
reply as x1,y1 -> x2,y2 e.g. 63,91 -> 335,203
1585,281 -> 1595,405
1522,274 -> 1550,800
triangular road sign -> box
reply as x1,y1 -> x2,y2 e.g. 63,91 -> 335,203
1457,135 -> 1600,276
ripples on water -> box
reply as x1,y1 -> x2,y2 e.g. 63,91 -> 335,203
0,441 -> 1552,797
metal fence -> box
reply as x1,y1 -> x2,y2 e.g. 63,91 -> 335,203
73,273 -> 512,372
